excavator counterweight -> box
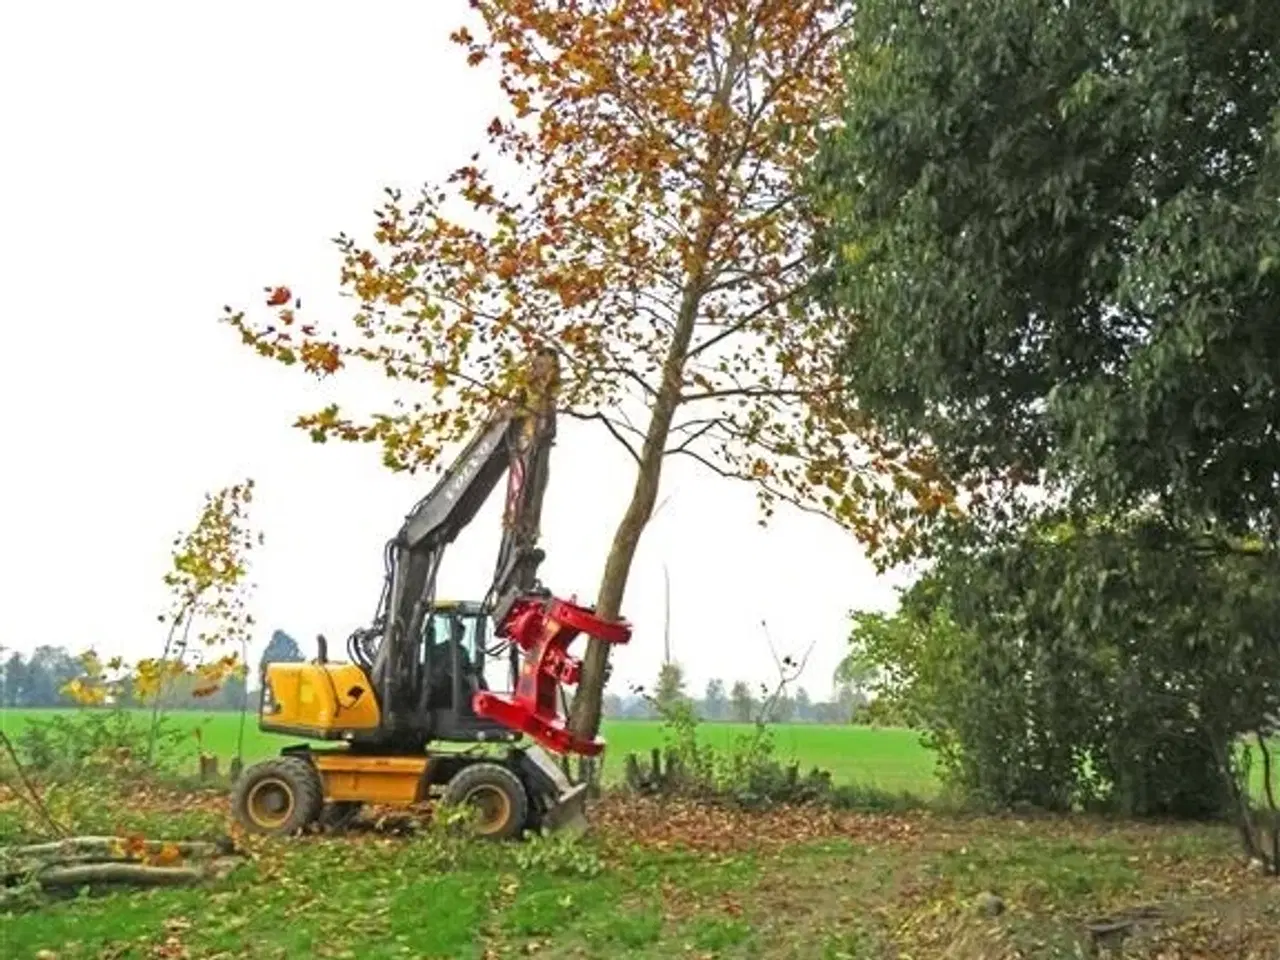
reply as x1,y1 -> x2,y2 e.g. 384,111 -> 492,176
231,349 -> 630,840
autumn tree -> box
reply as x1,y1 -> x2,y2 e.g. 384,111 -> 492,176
65,481 -> 262,763
224,1 -> 950,741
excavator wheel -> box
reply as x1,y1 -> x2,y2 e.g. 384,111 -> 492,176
441,762 -> 529,841
231,756 -> 323,836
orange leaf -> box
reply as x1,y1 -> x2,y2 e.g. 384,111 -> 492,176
147,842 -> 184,867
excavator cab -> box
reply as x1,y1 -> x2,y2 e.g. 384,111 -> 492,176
233,348 -> 633,841
424,603 -> 488,710
421,601 -> 516,742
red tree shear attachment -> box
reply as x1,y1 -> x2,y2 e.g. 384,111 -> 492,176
472,596 -> 631,756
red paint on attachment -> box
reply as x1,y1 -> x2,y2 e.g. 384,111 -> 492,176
473,597 -> 631,756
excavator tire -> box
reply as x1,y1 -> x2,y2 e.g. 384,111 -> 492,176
441,762 -> 529,841
232,756 -> 323,836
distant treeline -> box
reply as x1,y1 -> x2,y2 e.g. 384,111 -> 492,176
2,640 -> 885,726
0,632 -> 314,712
1,645 -> 253,712
600,678 -> 880,725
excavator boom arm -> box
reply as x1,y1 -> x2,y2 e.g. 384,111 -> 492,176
368,353 -> 557,730
356,346 -> 632,757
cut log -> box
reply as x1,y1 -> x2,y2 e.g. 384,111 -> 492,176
3,837 -> 223,860
36,862 -> 205,888
1,856 -> 245,906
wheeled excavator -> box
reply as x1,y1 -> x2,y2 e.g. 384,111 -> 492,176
230,348 -> 631,839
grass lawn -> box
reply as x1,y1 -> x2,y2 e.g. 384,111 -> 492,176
0,709 -> 942,795
1,782 -> 1276,959
4,709 -> 1276,801
2,711 -> 1278,957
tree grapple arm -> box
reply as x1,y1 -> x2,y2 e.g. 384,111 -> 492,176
364,347 -> 631,754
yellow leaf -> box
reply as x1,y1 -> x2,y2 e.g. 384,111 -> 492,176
147,842 -> 183,867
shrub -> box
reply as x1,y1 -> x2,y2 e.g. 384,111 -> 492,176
625,697 -> 924,812
12,707 -> 186,781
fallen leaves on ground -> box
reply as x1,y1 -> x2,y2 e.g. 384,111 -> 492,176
588,794 -> 922,853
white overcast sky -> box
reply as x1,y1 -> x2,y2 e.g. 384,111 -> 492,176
0,1 -> 908,699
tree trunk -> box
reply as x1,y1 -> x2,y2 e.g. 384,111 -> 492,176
568,248 -> 718,740
566,33 -> 744,743
568,260 -> 719,742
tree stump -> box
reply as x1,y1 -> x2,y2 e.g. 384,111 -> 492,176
578,756 -> 603,799
624,753 -> 644,791
198,754 -> 219,781
664,749 -> 684,789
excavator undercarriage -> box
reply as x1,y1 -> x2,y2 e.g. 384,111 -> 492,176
230,351 -> 630,839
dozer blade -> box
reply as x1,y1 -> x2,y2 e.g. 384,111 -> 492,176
541,782 -> 589,836
521,744 -> 592,837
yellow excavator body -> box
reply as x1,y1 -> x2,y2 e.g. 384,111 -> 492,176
230,350 -> 612,842
258,661 -> 381,738
312,753 -> 430,806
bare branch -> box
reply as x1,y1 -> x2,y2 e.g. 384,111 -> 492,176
564,409 -> 643,466
702,252 -> 809,296
0,730 -> 66,837
667,447 -> 833,524
665,417 -> 721,455
681,386 -> 807,404
755,618 -> 818,723
601,364 -> 661,400
685,282 -> 805,359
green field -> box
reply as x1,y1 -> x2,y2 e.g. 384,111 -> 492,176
3,780 -> 1277,958
4,709 -> 1280,957
4,708 -> 1275,801
0,709 -> 940,794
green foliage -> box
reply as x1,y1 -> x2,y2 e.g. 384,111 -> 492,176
653,661 -> 688,714
1,647 -> 82,708
513,830 -> 605,878
850,694 -> 909,729
851,516 -> 1280,819
12,707 -> 186,781
648,692 -> 919,812
728,681 -> 755,722
813,0 -> 1280,540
